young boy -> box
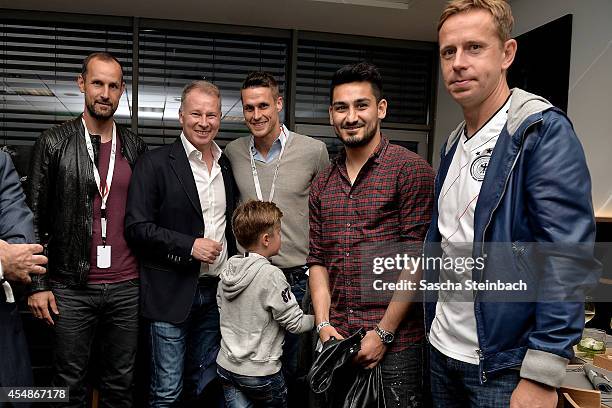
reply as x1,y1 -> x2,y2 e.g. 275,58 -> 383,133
216,200 -> 314,408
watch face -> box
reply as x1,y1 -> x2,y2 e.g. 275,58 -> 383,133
376,327 -> 394,344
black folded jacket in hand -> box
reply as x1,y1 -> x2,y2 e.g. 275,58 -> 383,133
308,328 -> 365,394
308,328 -> 386,408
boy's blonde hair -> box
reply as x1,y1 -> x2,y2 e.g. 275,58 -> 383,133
232,200 -> 283,249
438,0 -> 514,43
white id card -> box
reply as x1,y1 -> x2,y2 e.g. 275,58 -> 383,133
97,245 -> 111,268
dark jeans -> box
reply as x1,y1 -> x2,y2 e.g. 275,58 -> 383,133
149,279 -> 223,408
280,268 -> 308,379
320,341 -> 425,408
429,345 -> 520,408
279,268 -> 308,407
379,342 -> 425,408
217,366 -> 287,408
51,279 -> 139,408
0,301 -> 33,385
0,301 -> 33,408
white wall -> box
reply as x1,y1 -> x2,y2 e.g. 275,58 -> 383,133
431,0 -> 612,217
432,72 -> 463,170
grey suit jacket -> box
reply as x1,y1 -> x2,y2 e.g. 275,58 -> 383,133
0,150 -> 34,244
0,150 -> 36,388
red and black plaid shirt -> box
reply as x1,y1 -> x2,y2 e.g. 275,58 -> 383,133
307,137 -> 434,352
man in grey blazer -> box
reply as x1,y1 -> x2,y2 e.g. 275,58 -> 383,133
0,149 -> 47,391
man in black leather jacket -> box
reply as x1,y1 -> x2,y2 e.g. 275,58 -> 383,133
26,52 -> 147,407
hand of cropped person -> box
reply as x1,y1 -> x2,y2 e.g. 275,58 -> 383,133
0,240 -> 47,284
510,378 -> 558,408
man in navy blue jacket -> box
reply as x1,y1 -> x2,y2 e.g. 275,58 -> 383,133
126,81 -> 237,407
426,1 -> 599,407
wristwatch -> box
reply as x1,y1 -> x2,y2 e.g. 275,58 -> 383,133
375,326 -> 395,345
316,321 -> 331,334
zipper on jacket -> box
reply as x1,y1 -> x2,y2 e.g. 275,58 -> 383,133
422,230 -> 430,344
473,118 -> 542,382
478,118 -> 543,281
512,241 -> 532,278
476,349 -> 487,383
423,162 -> 442,336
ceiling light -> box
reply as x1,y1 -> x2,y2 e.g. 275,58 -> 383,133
0,88 -> 54,96
309,0 -> 414,10
222,115 -> 246,122
139,106 -> 164,113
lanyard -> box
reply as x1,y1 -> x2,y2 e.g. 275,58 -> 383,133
83,118 -> 117,245
250,126 -> 287,202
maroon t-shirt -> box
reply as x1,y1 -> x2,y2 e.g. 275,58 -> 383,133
88,136 -> 139,283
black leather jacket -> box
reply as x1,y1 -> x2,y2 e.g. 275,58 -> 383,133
27,116 -> 147,292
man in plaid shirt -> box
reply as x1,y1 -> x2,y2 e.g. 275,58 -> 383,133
307,62 -> 434,407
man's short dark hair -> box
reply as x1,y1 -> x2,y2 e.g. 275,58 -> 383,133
329,62 -> 383,104
241,71 -> 280,98
81,52 -> 124,82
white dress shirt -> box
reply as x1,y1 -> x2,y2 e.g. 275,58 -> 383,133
0,259 -> 15,303
181,134 -> 227,277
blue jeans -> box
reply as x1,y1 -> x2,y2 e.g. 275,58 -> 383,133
149,280 -> 223,407
51,279 -> 139,408
217,366 -> 287,408
430,345 -> 520,408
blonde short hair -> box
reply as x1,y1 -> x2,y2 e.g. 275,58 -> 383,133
232,200 -> 283,249
180,80 -> 221,111
438,0 -> 514,43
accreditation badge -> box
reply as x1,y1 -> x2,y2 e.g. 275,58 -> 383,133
97,245 -> 112,269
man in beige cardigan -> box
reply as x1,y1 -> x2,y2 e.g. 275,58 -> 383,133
224,71 -> 329,407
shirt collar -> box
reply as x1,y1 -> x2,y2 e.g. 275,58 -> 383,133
180,132 -> 222,162
463,93 -> 512,144
249,124 -> 290,155
371,135 -> 388,163
334,134 -> 388,166
277,124 -> 289,148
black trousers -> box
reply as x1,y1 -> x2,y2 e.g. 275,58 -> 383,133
50,279 -> 139,408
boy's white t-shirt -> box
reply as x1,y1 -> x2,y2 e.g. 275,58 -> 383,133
429,95 -> 512,365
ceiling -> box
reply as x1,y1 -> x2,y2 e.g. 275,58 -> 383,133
0,0 -> 445,145
0,0 -> 449,41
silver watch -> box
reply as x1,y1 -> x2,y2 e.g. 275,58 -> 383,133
375,326 -> 395,345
